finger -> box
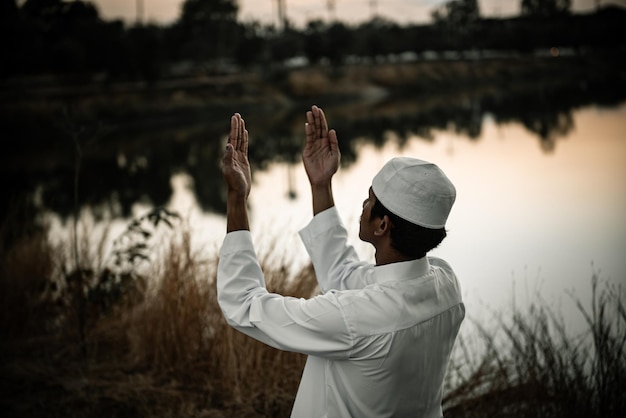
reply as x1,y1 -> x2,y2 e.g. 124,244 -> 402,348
329,129 -> 339,153
305,122 -> 314,144
312,105 -> 322,138
306,110 -> 315,132
318,107 -> 329,139
239,115 -> 246,152
229,114 -> 237,147
242,126 -> 249,156
234,113 -> 241,151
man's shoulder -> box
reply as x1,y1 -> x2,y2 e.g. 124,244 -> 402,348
427,256 -> 452,270
427,256 -> 462,301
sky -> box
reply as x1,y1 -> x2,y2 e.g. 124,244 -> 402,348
89,0 -> 626,27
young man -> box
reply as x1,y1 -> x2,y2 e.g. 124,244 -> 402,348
218,106 -> 464,417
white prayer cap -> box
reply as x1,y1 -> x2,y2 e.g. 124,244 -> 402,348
371,157 -> 456,229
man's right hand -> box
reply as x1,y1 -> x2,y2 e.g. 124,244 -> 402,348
303,105 -> 340,187
222,113 -> 251,199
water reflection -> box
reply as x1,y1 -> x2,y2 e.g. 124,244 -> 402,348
242,103 -> 626,334
1,80 -> 625,225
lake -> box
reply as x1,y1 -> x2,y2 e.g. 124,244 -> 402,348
150,102 -> 626,334
33,95 -> 624,335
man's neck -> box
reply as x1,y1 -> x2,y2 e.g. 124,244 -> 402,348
374,247 -> 416,266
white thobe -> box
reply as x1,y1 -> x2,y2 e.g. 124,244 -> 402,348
217,207 -> 465,418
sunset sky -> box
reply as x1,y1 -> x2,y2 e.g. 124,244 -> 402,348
89,0 -> 626,27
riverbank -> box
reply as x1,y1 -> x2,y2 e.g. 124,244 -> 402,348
2,51 -> 624,111
1,212 -> 624,417
2,52 -> 624,167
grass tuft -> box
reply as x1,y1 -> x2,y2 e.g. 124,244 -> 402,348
443,271 -> 625,418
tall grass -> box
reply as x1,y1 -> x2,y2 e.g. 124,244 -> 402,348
1,210 -> 624,417
443,273 -> 625,418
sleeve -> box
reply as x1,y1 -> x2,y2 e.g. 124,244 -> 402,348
217,230 -> 354,360
298,207 -> 376,292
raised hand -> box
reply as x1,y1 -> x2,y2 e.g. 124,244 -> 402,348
222,113 -> 251,199
303,105 -> 340,187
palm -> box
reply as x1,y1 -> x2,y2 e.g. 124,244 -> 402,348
303,138 -> 338,184
225,150 -> 251,195
222,114 -> 251,198
303,106 -> 340,185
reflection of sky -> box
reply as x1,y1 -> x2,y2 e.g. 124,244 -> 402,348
44,98 -> 625,334
200,103 -> 625,334
90,0 -> 626,27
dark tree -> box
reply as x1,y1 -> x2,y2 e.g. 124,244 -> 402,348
353,17 -> 402,59
234,22 -> 268,69
303,20 -> 327,65
432,0 -> 481,25
521,0 -> 571,17
175,0 -> 239,67
0,0 -> 23,76
126,24 -> 164,81
326,23 -> 352,67
21,0 -> 64,18
431,0 -> 481,51
268,26 -> 302,64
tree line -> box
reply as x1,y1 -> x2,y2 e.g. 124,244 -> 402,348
1,0 -> 624,82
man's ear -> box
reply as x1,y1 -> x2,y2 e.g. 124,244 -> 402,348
374,215 -> 392,236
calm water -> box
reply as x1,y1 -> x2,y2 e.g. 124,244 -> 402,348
160,102 -> 626,332
48,102 -> 626,332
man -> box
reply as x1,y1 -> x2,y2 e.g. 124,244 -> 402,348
218,106 -> 464,417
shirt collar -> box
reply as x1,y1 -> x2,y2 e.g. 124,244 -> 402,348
373,256 -> 431,284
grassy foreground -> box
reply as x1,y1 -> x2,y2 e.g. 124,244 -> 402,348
1,210 -> 624,417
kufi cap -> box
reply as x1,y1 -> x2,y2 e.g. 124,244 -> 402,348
371,157 -> 456,228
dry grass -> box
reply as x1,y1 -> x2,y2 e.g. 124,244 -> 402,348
443,274 -> 625,418
1,210 -> 624,417
0,210 -> 315,417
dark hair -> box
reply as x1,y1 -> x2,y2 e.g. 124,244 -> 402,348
370,198 -> 447,259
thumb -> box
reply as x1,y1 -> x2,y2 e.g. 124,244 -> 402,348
223,143 -> 234,166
